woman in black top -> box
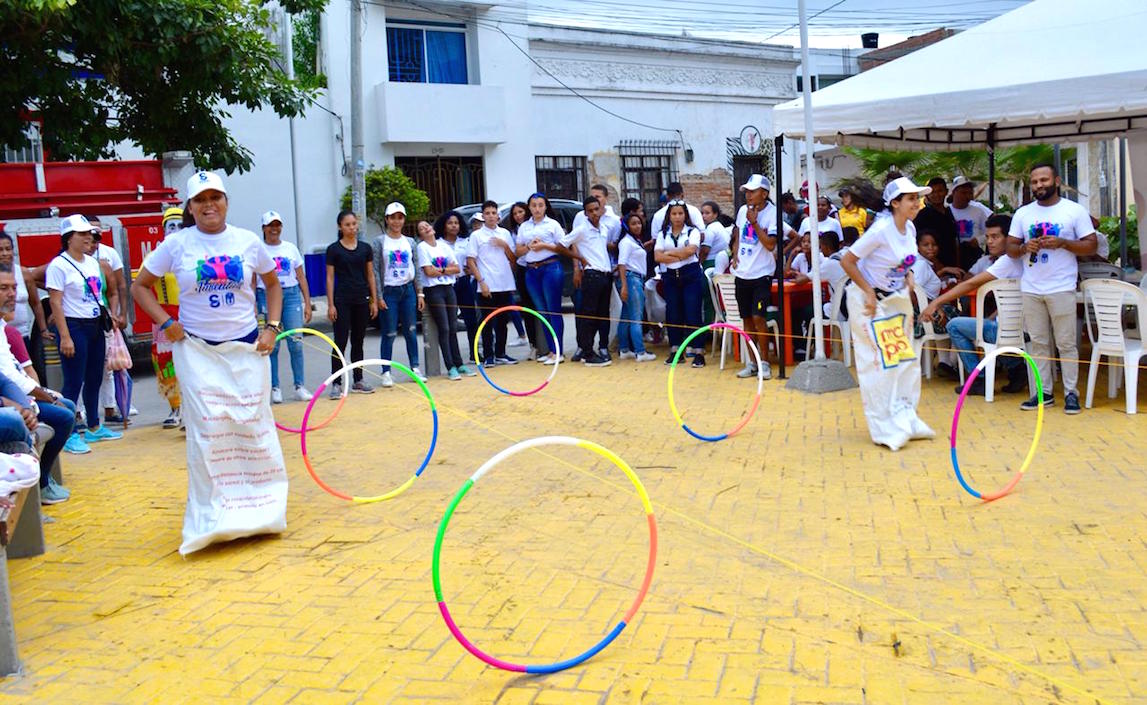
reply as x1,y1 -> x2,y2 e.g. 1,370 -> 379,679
325,210 -> 378,396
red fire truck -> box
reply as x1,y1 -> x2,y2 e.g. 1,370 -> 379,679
0,159 -> 180,359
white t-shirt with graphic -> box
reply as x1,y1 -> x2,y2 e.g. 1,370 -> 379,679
417,239 -> 458,288
950,201 -> 993,246
470,226 -> 516,292
731,203 -> 782,281
46,253 -> 103,319
143,225 -> 274,341
376,235 -> 416,287
1008,198 -> 1095,295
256,241 -> 303,289
850,216 -> 920,292
617,235 -> 647,278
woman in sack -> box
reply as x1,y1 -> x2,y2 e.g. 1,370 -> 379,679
131,171 -> 286,555
840,177 -> 936,451
46,214 -> 122,446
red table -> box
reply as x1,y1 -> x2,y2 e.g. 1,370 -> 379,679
771,280 -> 829,366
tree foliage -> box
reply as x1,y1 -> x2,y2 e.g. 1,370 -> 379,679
340,167 -> 431,229
1,0 -> 326,173
842,145 -> 1069,186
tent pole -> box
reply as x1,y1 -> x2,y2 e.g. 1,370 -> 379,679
987,124 -> 997,208
1120,136 -> 1128,269
775,134 -> 786,380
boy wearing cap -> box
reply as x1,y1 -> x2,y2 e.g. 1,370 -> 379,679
257,210 -> 312,402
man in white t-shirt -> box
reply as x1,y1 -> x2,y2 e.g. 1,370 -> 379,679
922,214 -> 1027,396
729,174 -> 785,380
571,184 -> 621,358
1006,164 -> 1098,414
552,197 -> 614,367
948,176 -> 993,249
467,201 -> 519,366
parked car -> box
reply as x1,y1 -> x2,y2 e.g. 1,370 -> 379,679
451,199 -> 584,298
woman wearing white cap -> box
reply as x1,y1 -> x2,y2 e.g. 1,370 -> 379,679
840,177 -> 936,451
131,171 -> 288,554
46,214 -> 122,444
373,202 -> 424,386
256,210 -> 312,403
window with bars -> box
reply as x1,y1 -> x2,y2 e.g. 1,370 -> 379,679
2,124 -> 43,163
534,156 -> 587,202
618,141 -> 679,214
386,22 -> 468,84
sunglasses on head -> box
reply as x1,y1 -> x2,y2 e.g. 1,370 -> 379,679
667,199 -> 686,206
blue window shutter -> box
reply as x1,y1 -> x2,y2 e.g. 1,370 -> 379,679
425,31 -> 467,84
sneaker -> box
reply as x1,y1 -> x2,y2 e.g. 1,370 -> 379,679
664,352 -> 677,365
129,405 -> 139,416
510,335 -> 529,347
411,367 -> 428,382
352,380 -> 375,394
1064,391 -> 1082,415
104,411 -> 127,425
63,433 -> 91,455
448,367 -> 462,381
541,354 -> 561,366
536,353 -> 553,364
635,352 -> 657,362
1020,393 -> 1054,411
691,353 -> 706,368
571,349 -> 584,363
494,355 -> 518,365
294,385 -> 313,402
47,477 -> 70,499
162,408 -> 181,430
84,425 -> 123,442
328,382 -> 343,400
737,365 -> 758,378
271,387 -> 283,404
597,350 -> 612,362
458,365 -> 477,377
380,372 -> 395,388
760,361 -> 773,380
583,352 -> 612,367
618,351 -> 636,360
40,483 -> 69,505
955,381 -> 987,396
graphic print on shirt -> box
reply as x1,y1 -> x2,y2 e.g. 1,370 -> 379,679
433,255 -> 449,270
273,256 -> 292,275
738,224 -> 760,259
388,248 -> 410,279
83,275 -> 102,303
1027,222 -> 1061,264
195,254 -> 244,307
956,219 -> 975,241
888,254 -> 917,285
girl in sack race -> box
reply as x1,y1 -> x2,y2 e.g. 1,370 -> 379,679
840,177 -> 937,451
131,171 -> 288,556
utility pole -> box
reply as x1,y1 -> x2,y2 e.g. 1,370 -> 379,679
350,0 -> 366,221
284,10 -> 304,248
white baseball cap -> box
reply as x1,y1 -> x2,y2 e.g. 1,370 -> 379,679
187,170 -> 227,200
59,214 -> 95,236
882,177 -> 932,205
261,210 -> 284,226
470,211 -> 483,222
950,175 -> 975,191
739,174 -> 772,193
384,202 -> 407,217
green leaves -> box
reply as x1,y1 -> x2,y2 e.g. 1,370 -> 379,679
341,167 -> 432,228
842,145 -> 1068,186
0,0 -> 327,173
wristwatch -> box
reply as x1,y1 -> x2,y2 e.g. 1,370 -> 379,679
267,319 -> 282,333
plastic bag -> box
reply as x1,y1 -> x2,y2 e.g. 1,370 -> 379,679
644,278 -> 666,323
172,335 -> 287,555
105,327 -> 132,371
847,284 -> 934,451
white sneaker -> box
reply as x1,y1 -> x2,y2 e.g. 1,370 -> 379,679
618,351 -> 636,360
270,387 -> 283,404
412,367 -> 428,382
381,371 -> 394,388
129,405 -> 139,416
736,366 -> 757,379
294,385 -> 313,401
635,352 -> 657,362
760,361 -> 772,380
536,353 -> 553,364
541,354 -> 560,365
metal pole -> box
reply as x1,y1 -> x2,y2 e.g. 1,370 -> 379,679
350,0 -> 366,221
774,135 -> 786,379
987,124 -> 996,208
284,11 -> 304,248
798,0 -> 826,361
1119,136 -> 1128,268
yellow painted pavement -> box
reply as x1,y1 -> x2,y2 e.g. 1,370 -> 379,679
1,354 -> 1145,704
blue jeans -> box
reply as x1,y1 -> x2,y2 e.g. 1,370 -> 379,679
381,282 -> 419,372
0,409 -> 29,447
56,317 -> 105,429
524,260 -> 564,356
947,316 -> 1020,376
662,264 -> 704,348
257,285 -> 305,388
615,271 -> 647,354
36,398 -> 75,488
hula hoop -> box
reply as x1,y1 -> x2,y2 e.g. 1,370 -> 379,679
950,346 -> 1044,502
473,305 -> 560,397
433,436 -> 657,674
667,323 -> 764,442
272,327 -> 348,434
300,358 -> 438,504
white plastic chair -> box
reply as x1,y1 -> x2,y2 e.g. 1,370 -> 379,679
713,274 -> 779,370
1081,279 -> 1147,414
912,284 -> 950,379
705,267 -> 721,355
1077,260 -> 1123,281
804,277 -> 851,366
955,278 -> 1027,402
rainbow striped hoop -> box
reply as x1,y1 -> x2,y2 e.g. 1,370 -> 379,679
474,305 -> 561,396
667,323 -> 765,442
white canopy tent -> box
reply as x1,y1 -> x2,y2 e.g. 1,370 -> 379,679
772,0 -> 1147,149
